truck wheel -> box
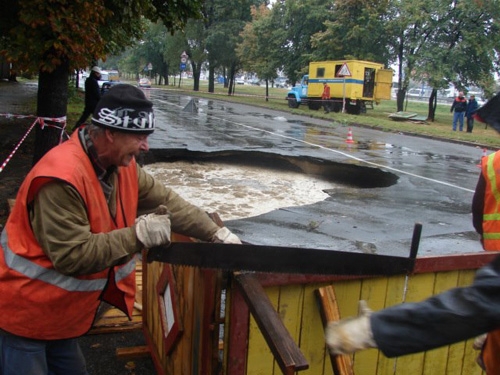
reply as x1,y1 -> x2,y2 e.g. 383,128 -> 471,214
347,101 -> 361,115
308,100 -> 321,110
287,96 -> 299,108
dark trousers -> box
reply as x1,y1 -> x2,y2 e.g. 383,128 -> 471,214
0,334 -> 88,375
466,116 -> 474,133
74,107 -> 94,129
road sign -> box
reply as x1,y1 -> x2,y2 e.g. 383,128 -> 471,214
336,63 -> 351,77
147,63 -> 153,71
180,63 -> 186,71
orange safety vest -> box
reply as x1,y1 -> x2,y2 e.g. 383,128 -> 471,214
322,84 -> 331,100
479,151 -> 500,373
481,151 -> 500,251
0,132 -> 138,340
482,328 -> 500,374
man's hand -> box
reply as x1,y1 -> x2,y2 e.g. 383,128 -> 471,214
135,205 -> 171,248
325,300 -> 376,355
212,227 -> 242,244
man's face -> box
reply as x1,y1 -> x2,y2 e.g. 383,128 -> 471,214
107,131 -> 150,167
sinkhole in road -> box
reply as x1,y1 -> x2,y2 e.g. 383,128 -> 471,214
142,150 -> 398,221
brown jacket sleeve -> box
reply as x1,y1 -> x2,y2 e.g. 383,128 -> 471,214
30,165 -> 221,276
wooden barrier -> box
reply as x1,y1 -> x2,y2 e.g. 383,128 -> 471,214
224,253 -> 493,375
142,233 -> 223,375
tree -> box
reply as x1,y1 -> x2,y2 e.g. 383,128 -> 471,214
311,0 -> 391,64
270,0 -> 332,84
0,0 -> 204,163
237,4 -> 285,100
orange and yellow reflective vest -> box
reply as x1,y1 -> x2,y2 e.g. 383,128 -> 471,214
481,151 -> 500,251
0,132 -> 138,340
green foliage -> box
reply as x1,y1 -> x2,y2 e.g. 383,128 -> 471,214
237,5 -> 283,81
271,0 -> 334,83
0,0 -> 204,73
311,0 -> 392,64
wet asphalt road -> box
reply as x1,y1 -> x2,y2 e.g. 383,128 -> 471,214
145,88 -> 486,258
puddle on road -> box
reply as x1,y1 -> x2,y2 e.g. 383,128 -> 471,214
144,161 -> 334,220
143,150 -> 399,221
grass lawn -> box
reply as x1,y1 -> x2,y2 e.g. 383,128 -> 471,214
68,78 -> 500,149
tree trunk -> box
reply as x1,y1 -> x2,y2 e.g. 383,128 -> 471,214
208,66 -> 215,93
192,62 -> 200,91
227,63 -> 236,96
396,88 -> 406,111
32,60 -> 69,165
427,89 -> 437,121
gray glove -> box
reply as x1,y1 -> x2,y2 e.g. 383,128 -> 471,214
135,205 -> 171,248
325,300 -> 376,355
212,227 -> 242,244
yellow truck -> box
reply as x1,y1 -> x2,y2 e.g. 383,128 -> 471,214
286,60 -> 393,114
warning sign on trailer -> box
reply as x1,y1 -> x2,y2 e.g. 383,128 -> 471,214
336,63 -> 352,77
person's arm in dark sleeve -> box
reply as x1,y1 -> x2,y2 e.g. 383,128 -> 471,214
371,255 -> 500,357
472,172 -> 485,235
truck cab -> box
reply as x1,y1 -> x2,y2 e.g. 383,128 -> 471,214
287,75 -> 310,109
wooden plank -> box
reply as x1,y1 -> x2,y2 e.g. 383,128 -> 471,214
392,273 -> 435,375
225,278 -> 250,375
116,345 -> 151,359
235,272 -> 309,374
354,277 -> 389,375
299,283 -> 332,375
247,286 -> 280,374
316,285 -> 354,375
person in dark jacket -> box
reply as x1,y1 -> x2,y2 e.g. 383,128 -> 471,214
324,93 -> 500,374
450,91 -> 467,131
74,66 -> 102,129
466,94 -> 480,133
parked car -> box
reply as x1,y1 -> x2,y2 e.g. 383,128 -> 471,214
138,78 -> 151,88
235,77 -> 245,85
406,88 -> 430,98
274,77 -> 288,88
100,80 -> 121,95
248,78 -> 261,86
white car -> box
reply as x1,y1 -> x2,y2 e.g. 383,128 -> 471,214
138,78 -> 151,88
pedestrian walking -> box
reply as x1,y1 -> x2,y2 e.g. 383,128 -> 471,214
74,66 -> 102,129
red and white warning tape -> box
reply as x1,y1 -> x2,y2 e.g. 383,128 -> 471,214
0,114 -> 68,174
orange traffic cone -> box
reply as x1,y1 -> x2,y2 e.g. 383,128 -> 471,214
477,148 -> 487,168
345,128 -> 354,144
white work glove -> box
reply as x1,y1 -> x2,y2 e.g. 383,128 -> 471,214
135,205 -> 171,248
212,227 -> 242,244
325,300 -> 376,355
473,333 -> 487,371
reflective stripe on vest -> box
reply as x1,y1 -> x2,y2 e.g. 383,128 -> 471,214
1,226 -> 135,292
482,153 -> 500,245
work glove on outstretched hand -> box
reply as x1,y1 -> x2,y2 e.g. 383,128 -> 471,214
325,300 -> 377,355
212,227 -> 242,244
135,205 -> 172,248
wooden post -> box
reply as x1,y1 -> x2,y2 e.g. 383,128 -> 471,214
316,286 -> 354,375
235,272 -> 309,374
